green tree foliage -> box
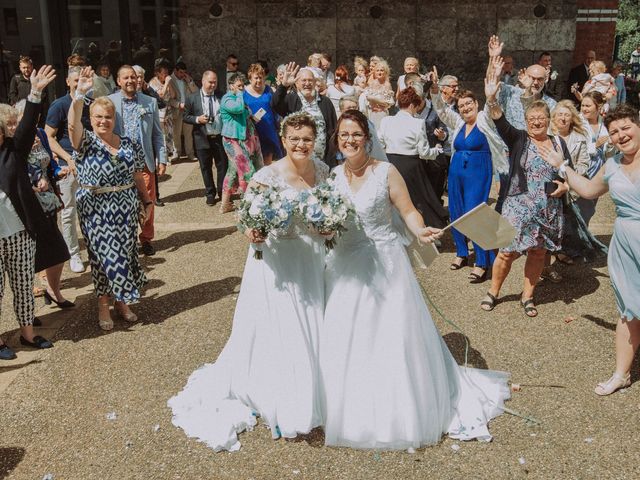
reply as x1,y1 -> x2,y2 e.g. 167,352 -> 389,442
616,0 -> 640,63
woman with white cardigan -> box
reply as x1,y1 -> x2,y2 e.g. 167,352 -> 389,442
430,69 -> 508,283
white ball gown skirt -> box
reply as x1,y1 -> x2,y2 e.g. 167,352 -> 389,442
320,238 -> 511,450
168,233 -> 325,452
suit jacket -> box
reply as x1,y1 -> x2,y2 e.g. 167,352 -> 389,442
567,64 -> 589,99
108,90 -> 166,172
271,85 -> 338,167
183,90 -> 224,150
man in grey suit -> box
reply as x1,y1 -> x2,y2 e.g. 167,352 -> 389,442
109,65 -> 167,256
183,71 -> 228,205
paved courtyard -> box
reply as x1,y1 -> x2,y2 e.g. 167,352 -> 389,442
1,160 -> 638,480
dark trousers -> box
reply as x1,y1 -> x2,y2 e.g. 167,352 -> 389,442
196,135 -> 228,200
424,154 -> 450,203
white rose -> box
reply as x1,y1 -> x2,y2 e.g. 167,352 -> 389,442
307,195 -> 319,205
322,205 -> 333,215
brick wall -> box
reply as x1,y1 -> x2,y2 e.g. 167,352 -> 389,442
574,0 -> 619,65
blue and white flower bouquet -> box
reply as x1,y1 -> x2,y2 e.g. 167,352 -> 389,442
297,177 -> 354,250
237,186 -> 295,259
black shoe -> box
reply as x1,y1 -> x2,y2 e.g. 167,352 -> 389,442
43,291 -> 75,308
141,242 -> 156,256
33,317 -> 42,327
155,199 -> 165,207
206,197 -> 216,206
0,343 -> 17,360
19,335 -> 53,349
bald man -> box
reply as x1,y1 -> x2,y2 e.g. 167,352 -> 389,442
487,35 -> 557,129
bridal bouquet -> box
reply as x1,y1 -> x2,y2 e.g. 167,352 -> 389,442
297,178 -> 354,250
237,186 -> 295,259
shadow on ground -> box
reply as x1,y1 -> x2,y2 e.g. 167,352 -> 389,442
443,332 -> 488,370
153,227 -> 237,253
0,447 -> 25,480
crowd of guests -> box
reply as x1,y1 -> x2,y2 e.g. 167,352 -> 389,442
1,37 -> 639,400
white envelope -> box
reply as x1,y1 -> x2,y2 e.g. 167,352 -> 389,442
408,240 -> 439,269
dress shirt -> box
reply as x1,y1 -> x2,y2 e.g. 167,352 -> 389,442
498,84 -> 556,130
202,89 -> 222,135
122,95 -> 142,144
378,110 -> 440,160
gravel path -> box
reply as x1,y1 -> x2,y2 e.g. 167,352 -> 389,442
1,161 -> 637,480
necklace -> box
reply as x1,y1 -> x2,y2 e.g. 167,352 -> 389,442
345,156 -> 371,173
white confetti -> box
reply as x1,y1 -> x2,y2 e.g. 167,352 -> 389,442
584,437 -> 594,443
153,424 -> 160,432
292,470 -> 300,475
518,457 -> 526,465
451,444 -> 461,452
407,447 -> 416,454
42,475 -> 54,480
106,412 -> 117,420
125,440 -> 134,448
530,433 -> 537,437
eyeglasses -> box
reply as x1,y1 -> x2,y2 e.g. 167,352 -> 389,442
91,115 -> 113,121
229,62 -> 239,66
337,132 -> 366,141
287,136 -> 314,145
442,84 -> 459,89
457,100 -> 475,109
526,116 -> 548,124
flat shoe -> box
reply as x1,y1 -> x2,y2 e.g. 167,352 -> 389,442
595,373 -> 631,396
19,335 -> 53,349
0,343 -> 17,360
520,298 -> 538,317
480,292 -> 498,311
468,269 -> 487,283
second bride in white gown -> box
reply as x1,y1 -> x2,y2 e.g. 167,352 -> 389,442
321,110 -> 511,450
168,112 -> 329,452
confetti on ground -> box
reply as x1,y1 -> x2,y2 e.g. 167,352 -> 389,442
511,383 -> 522,392
292,470 -> 300,475
153,424 -> 160,432
42,475 -> 54,480
519,457 -> 526,465
451,444 -> 461,452
584,437 -> 594,443
407,447 -> 416,454
106,412 -> 117,420
564,316 -> 577,324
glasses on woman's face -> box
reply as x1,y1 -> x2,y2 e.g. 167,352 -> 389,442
287,136 -> 314,145
527,116 -> 548,125
92,114 -> 113,122
338,132 -> 365,141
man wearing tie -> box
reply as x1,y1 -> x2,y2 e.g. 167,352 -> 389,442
184,71 -> 228,206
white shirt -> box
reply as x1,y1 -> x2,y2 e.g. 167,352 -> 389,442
327,83 -> 356,115
377,110 -> 440,160
0,189 -> 25,239
201,88 -> 222,135
172,73 -> 187,103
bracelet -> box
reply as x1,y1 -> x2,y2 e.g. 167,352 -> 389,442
558,164 -> 568,179
73,91 -> 86,102
30,89 -> 42,97
486,99 -> 499,107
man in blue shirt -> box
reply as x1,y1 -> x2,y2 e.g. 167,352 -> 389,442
44,66 -> 90,273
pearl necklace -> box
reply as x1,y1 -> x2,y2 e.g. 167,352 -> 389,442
344,156 -> 371,173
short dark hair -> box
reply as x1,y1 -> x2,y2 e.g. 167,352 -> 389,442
67,54 -> 86,67
19,55 -> 32,64
538,51 -> 551,59
333,109 -> 370,150
397,87 -> 422,109
582,91 -> 605,108
226,54 -> 238,61
228,72 -> 246,85
456,89 -> 477,106
404,72 -> 422,85
175,61 -> 187,71
280,111 -> 318,138
604,104 -> 640,129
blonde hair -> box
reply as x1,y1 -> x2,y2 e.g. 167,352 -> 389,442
590,60 -> 606,75
307,53 -> 322,68
404,57 -> 419,68
551,100 -> 588,137
373,59 -> 391,79
354,56 -> 368,70
247,63 -> 265,78
89,96 -> 116,116
0,104 -> 17,136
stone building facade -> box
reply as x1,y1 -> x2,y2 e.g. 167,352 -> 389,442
178,0 -> 619,94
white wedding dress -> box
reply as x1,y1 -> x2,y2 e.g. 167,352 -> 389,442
168,160 -> 329,452
320,163 -> 510,450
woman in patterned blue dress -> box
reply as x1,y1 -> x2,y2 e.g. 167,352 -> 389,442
481,62 -> 569,317
69,67 -> 153,331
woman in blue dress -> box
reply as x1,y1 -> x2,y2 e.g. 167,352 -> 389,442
69,67 -> 153,331
243,63 -> 283,165
545,104 -> 640,396
432,83 -> 509,283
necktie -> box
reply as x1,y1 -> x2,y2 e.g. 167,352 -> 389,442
208,95 -> 214,119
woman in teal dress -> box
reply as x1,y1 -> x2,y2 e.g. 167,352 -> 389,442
545,104 -> 640,396
219,73 -> 263,214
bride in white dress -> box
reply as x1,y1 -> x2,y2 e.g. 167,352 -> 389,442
321,110 -> 510,450
169,112 -> 329,452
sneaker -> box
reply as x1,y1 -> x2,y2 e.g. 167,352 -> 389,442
141,242 -> 156,256
0,343 -> 17,360
69,254 -> 86,273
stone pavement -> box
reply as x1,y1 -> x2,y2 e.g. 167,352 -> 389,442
1,160 -> 638,480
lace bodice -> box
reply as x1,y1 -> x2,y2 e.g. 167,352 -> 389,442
333,162 -> 398,245
251,160 -> 330,238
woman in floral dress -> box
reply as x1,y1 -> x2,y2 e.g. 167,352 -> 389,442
219,73 -> 263,213
69,68 -> 153,331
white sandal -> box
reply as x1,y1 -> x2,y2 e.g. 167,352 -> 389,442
98,303 -> 113,331
115,303 -> 138,323
594,372 -> 631,396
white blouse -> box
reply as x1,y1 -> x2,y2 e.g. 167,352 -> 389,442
0,189 -> 25,239
377,110 -> 441,160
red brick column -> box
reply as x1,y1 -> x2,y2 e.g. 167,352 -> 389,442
574,0 -> 620,65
